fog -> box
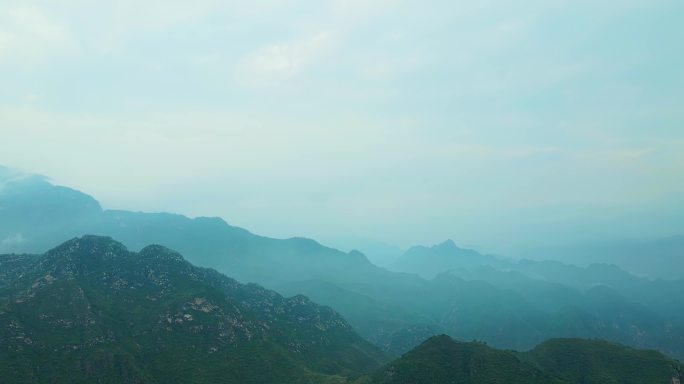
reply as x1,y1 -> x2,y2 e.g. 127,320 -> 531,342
3,2 -> 684,382
1,0 -> 683,256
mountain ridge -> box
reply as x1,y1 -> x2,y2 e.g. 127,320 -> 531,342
0,235 -> 386,383
3,168 -> 684,360
362,335 -> 682,384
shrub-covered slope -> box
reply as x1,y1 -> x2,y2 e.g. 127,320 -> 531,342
365,335 -> 681,384
0,236 -> 386,383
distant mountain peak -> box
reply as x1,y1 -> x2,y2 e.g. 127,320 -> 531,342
372,332 -> 561,384
61,234 -> 118,246
391,239 -> 497,279
139,243 -> 187,263
348,249 -> 367,260
44,235 -> 127,261
421,333 -> 454,346
435,239 -> 458,249
0,236 -> 387,382
37,235 -> 132,279
368,335 -> 681,384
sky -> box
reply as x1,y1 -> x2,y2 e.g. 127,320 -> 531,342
1,0 -> 683,256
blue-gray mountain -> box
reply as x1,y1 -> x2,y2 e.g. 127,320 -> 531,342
2,236 -> 680,383
525,237 -> 684,281
2,166 -> 684,360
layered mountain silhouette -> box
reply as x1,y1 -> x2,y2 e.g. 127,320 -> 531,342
2,236 -> 680,383
391,239 -> 500,279
360,335 -> 681,384
525,236 -> 684,280
363,335 -> 562,384
2,166 -> 684,361
0,236 -> 385,383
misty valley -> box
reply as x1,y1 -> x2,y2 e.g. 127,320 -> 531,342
2,0 -> 683,381
0,168 -> 682,383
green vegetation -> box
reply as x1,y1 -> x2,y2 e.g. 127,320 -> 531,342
0,253 -> 38,288
367,335 -> 561,384
0,236 -> 385,383
1,237 -> 682,383
527,338 -> 682,384
364,335 -> 681,384
3,172 -> 684,361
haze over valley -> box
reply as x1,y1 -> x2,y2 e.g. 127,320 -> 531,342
1,0 -> 683,382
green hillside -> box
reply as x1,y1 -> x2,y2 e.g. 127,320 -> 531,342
0,236 -> 386,383
2,170 -> 684,360
528,338 -> 682,384
364,335 -> 682,384
366,335 -> 563,384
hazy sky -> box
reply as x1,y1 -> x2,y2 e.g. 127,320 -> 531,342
1,0 -> 683,255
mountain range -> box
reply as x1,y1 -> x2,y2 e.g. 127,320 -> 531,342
2,166 -> 684,362
0,236 -> 385,383
2,236 -> 681,383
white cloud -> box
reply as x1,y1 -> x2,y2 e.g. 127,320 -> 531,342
86,0 -> 222,52
0,3 -> 78,65
23,92 -> 40,103
330,0 -> 402,19
1,234 -> 26,247
236,31 -> 338,84
0,0 -> 682,250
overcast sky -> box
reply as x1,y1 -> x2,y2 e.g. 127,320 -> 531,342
1,0 -> 683,255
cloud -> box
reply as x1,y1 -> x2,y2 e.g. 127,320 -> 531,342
330,0 -> 402,19
23,92 -> 40,103
1,234 -> 26,247
0,3 -> 78,65
85,0 -> 222,52
236,31 -> 338,85
0,0 -> 682,251
0,0 -> 226,60
0,165 -> 49,195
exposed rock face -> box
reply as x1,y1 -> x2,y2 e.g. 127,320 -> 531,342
0,236 -> 386,383
0,253 -> 38,288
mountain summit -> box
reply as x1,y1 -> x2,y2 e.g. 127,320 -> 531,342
391,240 -> 498,279
3,169 -> 684,361
0,236 -> 386,383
